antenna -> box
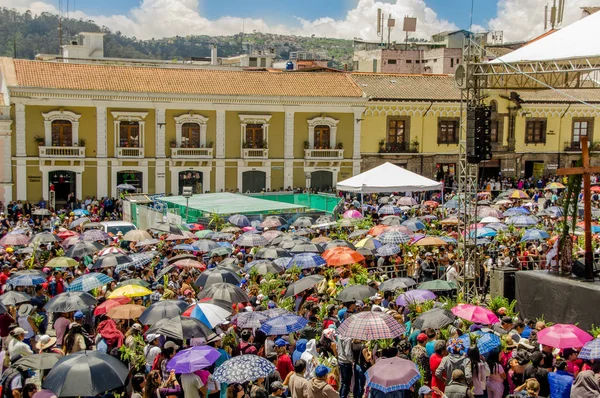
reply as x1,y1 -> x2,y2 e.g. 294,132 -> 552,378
558,0 -> 566,25
387,14 -> 395,48
550,0 -> 557,29
403,16 -> 417,50
377,8 -> 382,35
544,4 -> 548,30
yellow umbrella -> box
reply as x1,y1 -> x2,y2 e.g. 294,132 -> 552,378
108,285 -> 152,299
46,256 -> 79,268
415,236 -> 448,246
355,237 -> 380,250
509,190 -> 529,199
544,182 -> 566,190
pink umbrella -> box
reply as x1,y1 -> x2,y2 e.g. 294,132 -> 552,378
386,226 -> 413,235
0,233 -> 29,246
343,210 -> 363,219
397,197 -> 418,206
478,207 -> 504,219
537,324 -> 593,349
451,304 -> 499,325
242,226 -> 256,232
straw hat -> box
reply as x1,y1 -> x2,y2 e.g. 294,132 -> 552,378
34,335 -> 57,351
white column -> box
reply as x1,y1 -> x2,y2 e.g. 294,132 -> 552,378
202,168 -> 212,193
76,172 -> 83,200
155,159 -> 166,194
215,160 -> 225,192
41,169 -> 48,201
0,119 -> 13,203
216,110 -> 225,158
96,106 -> 107,157
284,111 -> 294,188
43,120 -> 52,146
15,104 -> 26,157
156,108 -> 166,158
353,159 -> 361,176
16,158 -> 26,200
170,168 -> 178,195
353,110 -> 362,160
97,159 -> 108,198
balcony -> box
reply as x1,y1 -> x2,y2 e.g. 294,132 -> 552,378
242,148 -> 269,159
116,147 -> 144,158
304,148 -> 344,160
171,147 -> 214,158
39,146 -> 85,158
378,141 -> 419,154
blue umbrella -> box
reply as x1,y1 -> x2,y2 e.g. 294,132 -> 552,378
68,273 -> 114,292
217,241 -> 233,247
543,206 -> 564,218
376,244 -> 401,257
289,253 -> 326,269
173,244 -> 196,251
504,207 -> 530,216
440,236 -> 458,245
520,229 -> 550,242
470,228 -> 496,238
167,345 -> 221,373
72,209 -> 90,216
228,214 -> 250,227
443,199 -> 460,209
579,338 -> 600,360
7,275 -> 45,287
460,332 -> 501,356
401,219 -> 426,231
506,215 -> 538,227
213,355 -> 276,384
69,217 -> 90,229
378,205 -> 399,215
259,314 -> 308,335
273,257 -> 292,269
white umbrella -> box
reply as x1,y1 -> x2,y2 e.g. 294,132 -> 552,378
480,216 -> 501,224
188,303 -> 232,328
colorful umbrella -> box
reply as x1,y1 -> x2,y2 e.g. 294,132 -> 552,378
451,304 -> 500,325
213,355 -> 276,384
509,190 -> 529,199
260,314 -> 308,335
98,247 -> 126,256
365,357 -> 420,393
536,324 -> 593,349
579,338 -> 600,360
545,182 -> 566,190
322,247 -> 365,266
338,311 -> 405,340
188,303 -> 232,328
343,210 -> 363,219
107,285 -> 152,299
396,289 -> 436,307
167,346 -> 221,373
415,236 -> 450,246
68,273 -> 114,292
93,297 -> 131,316
367,225 -> 390,236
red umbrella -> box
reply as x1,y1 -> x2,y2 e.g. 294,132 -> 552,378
173,259 -> 207,272
322,247 -> 365,266
94,296 -> 131,316
57,230 -> 79,240
187,224 -> 204,231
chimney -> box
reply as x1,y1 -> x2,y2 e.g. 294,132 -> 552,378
211,46 -> 218,65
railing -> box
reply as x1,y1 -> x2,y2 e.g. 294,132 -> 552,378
564,141 -> 582,152
171,147 -> 214,158
304,148 -> 344,160
116,147 -> 144,158
39,146 -> 85,158
242,148 -> 269,159
379,142 -> 419,153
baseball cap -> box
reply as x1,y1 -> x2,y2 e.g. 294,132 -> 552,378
274,338 -> 288,347
418,386 -> 432,396
417,333 -> 428,343
74,311 -> 84,320
10,327 -> 26,337
315,365 -> 330,377
270,382 -> 286,393
164,341 -> 179,350
132,323 -> 142,331
146,333 -> 159,342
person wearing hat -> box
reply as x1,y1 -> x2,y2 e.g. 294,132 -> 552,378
412,333 -> 431,383
274,338 -> 294,381
269,381 -> 286,398
299,316 -> 319,341
307,365 -> 338,398
125,323 -> 143,350
34,335 -> 60,355
144,334 -> 162,373
63,322 -> 87,354
435,339 -> 472,386
16,304 -> 38,345
443,370 -> 472,398
8,327 -> 33,360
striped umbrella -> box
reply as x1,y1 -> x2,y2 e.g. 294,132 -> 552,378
228,214 -> 250,227
91,254 -> 133,270
0,233 -> 29,246
98,247 -> 126,256
259,314 -> 308,335
378,205 -> 399,215
234,234 -> 269,247
397,196 -> 418,206
579,338 -> 600,360
376,244 -> 401,257
338,311 -> 405,340
289,243 -> 324,253
232,311 -> 269,329
378,231 -> 411,245
261,217 -> 284,228
288,253 -> 326,269
79,229 -> 110,241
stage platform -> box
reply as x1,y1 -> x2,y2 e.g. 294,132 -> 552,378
515,270 -> 600,330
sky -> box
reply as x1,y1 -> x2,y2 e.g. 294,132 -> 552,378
2,0 -> 599,42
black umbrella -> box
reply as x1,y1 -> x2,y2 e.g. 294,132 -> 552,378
44,292 -> 97,313
146,315 -> 214,340
91,254 -> 133,270
289,243 -> 324,254
152,222 -> 183,234
291,217 -> 313,227
12,269 -> 45,278
30,233 -> 61,244
254,247 -> 290,260
324,240 -> 357,251
244,260 -> 283,275
15,353 -> 62,370
0,291 -> 31,306
156,264 -> 178,279
198,283 -> 250,304
43,351 -> 128,397
284,275 -> 324,297
138,300 -> 188,325
379,277 -> 417,291
65,241 -> 103,258
191,239 -> 220,252
195,268 -> 241,288
412,308 -> 456,330
336,285 -> 377,302
278,237 -> 311,250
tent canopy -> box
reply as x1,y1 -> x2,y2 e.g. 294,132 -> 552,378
336,162 -> 442,193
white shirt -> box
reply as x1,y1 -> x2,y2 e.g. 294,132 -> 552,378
8,338 -> 33,359
144,345 -> 161,368
445,266 -> 458,283
181,373 -> 204,398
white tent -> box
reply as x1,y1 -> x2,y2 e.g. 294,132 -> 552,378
491,12 -> 600,64
336,162 -> 442,193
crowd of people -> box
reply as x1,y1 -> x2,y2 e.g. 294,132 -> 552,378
0,180 -> 598,398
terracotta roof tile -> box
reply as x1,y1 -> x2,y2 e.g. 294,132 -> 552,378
9,59 -> 363,98
351,73 -> 460,101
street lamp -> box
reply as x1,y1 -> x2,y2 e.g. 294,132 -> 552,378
182,186 -> 193,222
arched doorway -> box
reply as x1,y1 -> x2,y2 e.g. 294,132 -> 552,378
311,171 -> 333,192
49,171 -> 76,203
242,171 -> 266,193
179,171 -> 203,194
117,171 -> 143,192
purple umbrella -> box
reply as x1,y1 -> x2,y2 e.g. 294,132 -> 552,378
166,345 -> 221,373
395,289 -> 436,307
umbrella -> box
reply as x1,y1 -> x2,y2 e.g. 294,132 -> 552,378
338,311 -> 405,340
7,274 -> 46,287
213,355 -> 276,384
68,273 -> 114,292
478,208 -> 504,219
506,215 -> 538,227
284,275 -> 324,297
396,290 -> 436,306
79,229 -> 110,242
440,236 -> 459,245
418,280 -> 457,291
191,239 -> 220,252
42,351 -> 128,397
259,314 -> 308,335
15,353 -> 62,370
254,247 -> 291,259
170,244 -> 196,251
30,233 -> 60,244
0,233 -> 29,246
65,241 -> 103,258
368,225 -> 389,236
138,300 -> 188,325
173,259 -> 207,272
378,205 -> 400,215
469,228 -> 497,238
520,229 -> 550,242
292,217 -> 313,227
209,247 -> 231,257
397,197 -> 418,206
198,282 -> 250,303
503,207 -> 530,216
509,190 -> 529,199
108,285 -> 152,299
379,216 -> 402,227
540,206 -> 564,218
451,304 -> 499,325
290,243 -> 325,254
233,311 -> 270,329
94,297 -> 131,316
91,254 -> 133,270
376,244 -> 401,256
288,253 -> 326,269
234,234 -> 269,247
466,331 -> 502,356
401,219 -> 426,231
480,216 -> 501,224
365,357 -> 421,393
117,279 -> 151,288
32,208 -> 52,216
416,236 -> 450,246
69,218 -> 89,229
378,231 -> 411,245
579,338 -> 600,360
545,182 -> 566,190
147,316 -> 214,340
0,291 -> 31,306
322,247 -> 365,266
536,324 -> 593,349
117,183 -> 136,190
167,345 -> 221,373
188,303 -> 232,328
46,257 -> 79,268
261,216 -> 284,228
278,237 -> 310,250
195,268 -> 241,289
123,230 -> 152,242
336,285 -> 377,302
379,277 -> 416,291
440,217 -> 460,225
244,260 -> 283,275
44,292 -> 97,313
343,210 -> 362,219
107,304 -> 146,320
152,223 -> 183,234
324,240 -> 356,250
355,238 -> 382,250
229,214 -> 250,227
413,308 -> 456,330
98,247 -> 126,256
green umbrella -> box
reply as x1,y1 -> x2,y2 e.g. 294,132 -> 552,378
195,230 -> 214,238
46,256 -> 79,268
117,278 -> 151,288
417,279 -> 458,291
209,247 -> 232,257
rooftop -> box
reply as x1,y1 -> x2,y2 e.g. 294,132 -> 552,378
350,73 -> 460,101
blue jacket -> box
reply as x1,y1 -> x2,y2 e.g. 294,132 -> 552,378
292,339 -> 307,363
548,369 -> 574,398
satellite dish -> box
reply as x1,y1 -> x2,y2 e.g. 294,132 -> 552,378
455,64 -> 467,89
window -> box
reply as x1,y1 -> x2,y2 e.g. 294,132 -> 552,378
314,125 -> 331,148
120,121 -> 140,147
249,57 -> 257,67
51,120 -> 73,146
573,118 -> 593,145
388,59 -> 397,64
387,119 -> 406,144
491,120 -> 499,143
245,124 -> 264,148
525,119 -> 547,144
181,123 -> 201,148
450,58 -> 454,67
437,119 -> 459,144
415,60 -> 420,64
260,58 -> 267,67
406,60 -> 412,64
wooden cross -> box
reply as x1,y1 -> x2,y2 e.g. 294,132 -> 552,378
556,136 -> 600,280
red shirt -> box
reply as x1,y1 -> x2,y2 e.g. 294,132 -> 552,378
0,273 -> 9,292
0,313 -> 14,337
430,353 -> 445,398
276,353 -> 294,381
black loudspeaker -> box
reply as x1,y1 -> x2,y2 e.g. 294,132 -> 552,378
490,267 -> 517,301
572,260 -> 586,278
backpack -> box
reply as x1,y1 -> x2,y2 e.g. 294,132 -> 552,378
0,367 -> 26,398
